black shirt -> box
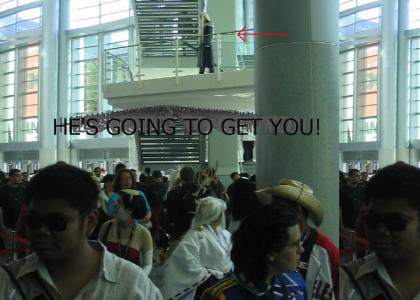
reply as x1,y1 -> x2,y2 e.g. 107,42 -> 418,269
164,182 -> 199,239
146,181 -> 169,208
0,185 -> 26,229
339,185 -> 366,229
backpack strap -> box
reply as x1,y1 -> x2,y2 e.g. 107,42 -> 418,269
2,263 -> 55,300
2,265 -> 28,300
372,272 -> 395,300
33,272 -> 55,300
297,228 -> 317,280
341,265 -> 368,300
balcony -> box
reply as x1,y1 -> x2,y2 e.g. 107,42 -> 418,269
102,32 -> 255,111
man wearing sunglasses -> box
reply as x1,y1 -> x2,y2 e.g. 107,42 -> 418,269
340,162 -> 420,300
0,162 -> 163,300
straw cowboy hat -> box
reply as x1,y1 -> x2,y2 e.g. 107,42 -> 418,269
257,179 -> 324,226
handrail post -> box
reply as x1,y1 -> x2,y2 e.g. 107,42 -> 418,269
216,33 -> 221,81
137,40 -> 142,88
175,38 -> 180,85
103,49 -> 107,86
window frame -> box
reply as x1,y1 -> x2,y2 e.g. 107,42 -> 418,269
339,0 -> 381,39
68,25 -> 135,140
68,0 -> 133,30
0,43 -> 40,144
0,1 -> 42,36
339,42 -> 380,144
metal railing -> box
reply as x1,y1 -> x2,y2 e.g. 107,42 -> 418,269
103,30 -> 255,85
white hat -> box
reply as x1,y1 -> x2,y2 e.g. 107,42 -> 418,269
257,179 -> 324,226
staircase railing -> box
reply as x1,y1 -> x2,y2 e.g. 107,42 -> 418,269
103,28 -> 255,85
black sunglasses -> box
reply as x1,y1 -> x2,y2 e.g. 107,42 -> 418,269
25,212 -> 76,232
364,211 -> 416,232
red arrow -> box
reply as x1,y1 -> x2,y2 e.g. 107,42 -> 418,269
236,26 -> 288,42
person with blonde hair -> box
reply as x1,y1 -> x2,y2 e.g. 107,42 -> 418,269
161,197 -> 233,300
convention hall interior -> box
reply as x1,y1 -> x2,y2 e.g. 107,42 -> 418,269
0,0 -> 419,298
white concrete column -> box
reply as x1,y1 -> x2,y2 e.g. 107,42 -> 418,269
396,0 -> 410,163
39,0 -> 60,167
56,0 -> 72,163
378,0 -> 399,167
255,0 -> 339,243
69,149 -> 80,167
128,136 -> 139,170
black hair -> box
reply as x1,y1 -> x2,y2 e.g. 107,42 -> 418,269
113,169 -> 135,192
9,169 -> 21,177
339,170 -> 347,183
249,175 -> 256,182
114,163 -> 126,174
102,174 -> 115,183
230,172 -> 239,180
145,167 -> 151,175
348,169 -> 360,177
152,170 -> 162,178
0,170 -> 6,183
231,204 -> 298,284
139,173 -> 148,183
94,167 -> 101,172
229,178 -> 261,221
239,172 -> 250,179
118,191 -> 147,219
207,168 -> 216,178
366,162 -> 420,212
180,166 -> 195,182
26,163 -> 99,216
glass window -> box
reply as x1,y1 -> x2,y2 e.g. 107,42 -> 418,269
357,44 -> 378,142
18,44 -> 39,141
69,0 -> 132,29
0,0 -> 38,12
339,44 -> 379,143
71,35 -> 99,115
0,6 -> 41,35
0,50 -> 15,143
410,37 -> 420,139
339,50 -> 355,143
409,0 -> 420,30
20,117 -> 37,142
70,29 -> 131,139
340,0 -> 356,12
0,45 -> 39,143
0,0 -> 17,12
104,29 -> 130,84
339,1 -> 381,37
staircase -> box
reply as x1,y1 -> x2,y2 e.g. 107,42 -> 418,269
132,0 -> 200,57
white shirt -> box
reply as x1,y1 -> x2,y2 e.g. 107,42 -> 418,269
241,127 -> 256,141
0,241 -> 163,300
340,253 -> 420,300
161,225 -> 233,300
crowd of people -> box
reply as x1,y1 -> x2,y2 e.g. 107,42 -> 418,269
0,161 -> 418,299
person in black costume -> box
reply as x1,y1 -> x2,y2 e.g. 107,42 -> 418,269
199,12 -> 214,74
